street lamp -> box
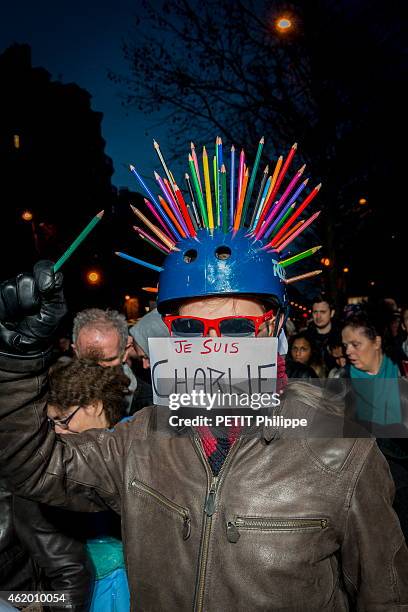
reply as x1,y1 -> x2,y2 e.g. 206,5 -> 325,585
21,210 -> 33,222
86,270 -> 101,286
275,16 -> 293,32
358,198 -> 367,205
343,267 -> 349,273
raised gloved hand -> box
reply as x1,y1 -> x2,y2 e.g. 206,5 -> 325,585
0,261 -> 67,356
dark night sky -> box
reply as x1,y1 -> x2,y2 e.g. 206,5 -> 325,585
0,0 -> 169,190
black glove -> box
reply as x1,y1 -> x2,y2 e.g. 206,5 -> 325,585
0,260 -> 67,356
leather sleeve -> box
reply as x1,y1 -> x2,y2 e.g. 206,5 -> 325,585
0,356 -> 134,515
341,443 -> 408,610
13,496 -> 94,611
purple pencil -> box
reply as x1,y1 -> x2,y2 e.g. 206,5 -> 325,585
257,165 -> 305,240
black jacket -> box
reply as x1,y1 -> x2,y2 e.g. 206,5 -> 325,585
0,480 -> 94,611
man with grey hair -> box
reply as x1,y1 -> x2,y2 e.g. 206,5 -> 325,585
72,308 -> 130,367
72,308 -> 152,414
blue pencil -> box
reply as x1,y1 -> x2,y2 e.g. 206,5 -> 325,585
115,251 -> 164,272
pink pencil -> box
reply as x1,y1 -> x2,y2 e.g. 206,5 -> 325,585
275,210 -> 321,253
254,143 -> 297,234
191,142 -> 203,191
270,183 -> 322,247
143,198 -> 175,241
236,149 -> 245,210
133,225 -> 171,253
256,164 -> 305,240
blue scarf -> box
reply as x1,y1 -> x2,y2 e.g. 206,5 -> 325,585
350,355 -> 401,425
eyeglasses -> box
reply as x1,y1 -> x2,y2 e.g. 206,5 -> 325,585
48,405 -> 83,431
163,310 -> 275,338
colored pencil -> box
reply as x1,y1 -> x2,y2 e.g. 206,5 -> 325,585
230,145 -> 235,227
153,140 -> 177,195
191,142 -> 203,191
130,205 -> 178,251
279,245 -> 322,267
115,251 -> 164,273
143,198 -> 175,241
188,155 -> 208,227
233,168 -> 249,231
256,164 -> 305,240
53,210 -> 104,272
185,173 -> 202,228
249,164 -> 269,229
241,136 -> 264,227
275,210 -> 321,253
237,149 -> 245,211
157,195 -> 186,238
174,183 -> 197,237
202,146 -> 215,229
270,183 -> 322,247
272,220 -> 305,249
221,164 -> 228,233
255,144 -> 296,233
134,226 -> 170,255
284,269 -> 322,284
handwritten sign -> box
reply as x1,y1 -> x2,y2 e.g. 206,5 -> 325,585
149,337 -> 278,406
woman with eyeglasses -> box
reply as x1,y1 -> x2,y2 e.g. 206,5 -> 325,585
47,360 -> 131,612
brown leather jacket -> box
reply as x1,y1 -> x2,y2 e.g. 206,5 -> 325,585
1,352 -> 408,611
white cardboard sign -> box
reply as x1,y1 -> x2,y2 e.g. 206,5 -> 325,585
149,337 -> 278,406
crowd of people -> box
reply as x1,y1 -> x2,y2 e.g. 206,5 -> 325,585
1,288 -> 407,610
0,238 -> 408,612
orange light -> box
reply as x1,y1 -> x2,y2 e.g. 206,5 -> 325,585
276,16 -> 292,31
13,134 -> 20,149
21,210 -> 33,222
321,257 -> 331,267
343,267 -> 349,273
125,295 -> 130,300
86,270 -> 101,285
359,198 -> 367,205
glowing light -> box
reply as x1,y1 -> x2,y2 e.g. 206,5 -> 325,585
86,270 -> 101,285
21,210 -> 33,222
370,281 -> 375,286
276,16 -> 292,31
359,198 -> 367,205
343,267 -> 349,273
14,134 -> 20,149
125,295 -> 131,300
321,257 -> 331,267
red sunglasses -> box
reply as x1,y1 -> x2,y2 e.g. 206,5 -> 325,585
163,310 -> 275,337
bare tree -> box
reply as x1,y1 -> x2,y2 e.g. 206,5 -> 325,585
112,0 -> 406,298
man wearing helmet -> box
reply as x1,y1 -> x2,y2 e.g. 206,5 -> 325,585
1,138 -> 408,610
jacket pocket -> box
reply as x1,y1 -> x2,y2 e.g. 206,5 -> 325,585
227,517 -> 328,543
130,479 -> 191,539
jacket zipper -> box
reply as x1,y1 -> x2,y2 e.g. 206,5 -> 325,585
193,435 -> 241,612
227,517 -> 328,543
130,479 -> 191,539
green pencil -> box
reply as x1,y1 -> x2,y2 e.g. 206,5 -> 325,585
240,136 -> 264,228
53,210 -> 104,272
280,245 -> 322,268
188,155 -> 208,228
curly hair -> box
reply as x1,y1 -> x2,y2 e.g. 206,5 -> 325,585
48,359 -> 130,427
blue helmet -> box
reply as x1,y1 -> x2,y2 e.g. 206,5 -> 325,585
157,228 -> 287,314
